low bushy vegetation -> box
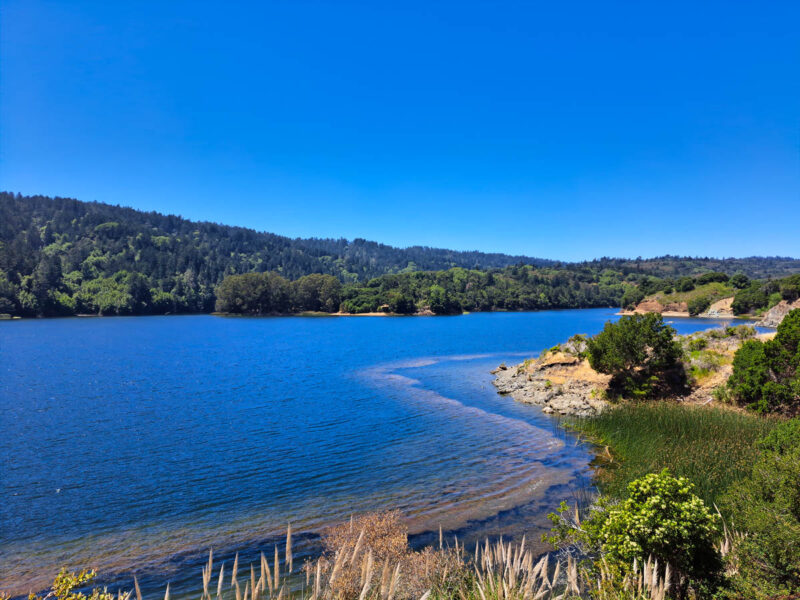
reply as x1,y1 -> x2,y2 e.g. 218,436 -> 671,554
547,470 -> 723,597
727,308 -> 800,414
720,419 -> 800,599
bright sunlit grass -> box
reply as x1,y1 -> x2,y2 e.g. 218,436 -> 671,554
568,402 -> 778,508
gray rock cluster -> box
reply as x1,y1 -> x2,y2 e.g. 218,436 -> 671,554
493,363 -> 607,417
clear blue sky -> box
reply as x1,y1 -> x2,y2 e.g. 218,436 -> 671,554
1,1 -> 798,261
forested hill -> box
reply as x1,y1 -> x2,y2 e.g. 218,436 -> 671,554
0,192 -> 551,281
0,192 -> 553,315
1,191 -> 799,318
583,256 -> 800,280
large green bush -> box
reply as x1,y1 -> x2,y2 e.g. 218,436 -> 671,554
732,281 -> 769,314
727,308 -> 800,414
729,273 -> 750,289
721,419 -> 800,599
696,271 -> 729,285
620,285 -> 645,309
688,295 -> 711,316
587,313 -> 684,397
547,469 -> 721,593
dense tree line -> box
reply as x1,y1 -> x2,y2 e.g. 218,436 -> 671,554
215,273 -> 341,314
213,266 -> 634,315
584,256 -> 800,279
337,266 -> 632,314
0,192 -> 549,317
2,192 -> 800,318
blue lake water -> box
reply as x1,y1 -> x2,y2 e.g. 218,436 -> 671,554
0,310 -> 750,596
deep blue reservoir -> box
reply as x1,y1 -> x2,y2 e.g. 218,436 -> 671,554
0,310 -> 743,595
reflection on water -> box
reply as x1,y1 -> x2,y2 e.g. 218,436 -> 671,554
0,310 -> 743,596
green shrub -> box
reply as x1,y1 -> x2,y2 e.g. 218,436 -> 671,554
721,419 -> 800,598
780,274 -> 800,302
732,282 -> 768,314
727,309 -> 800,414
29,568 -> 115,600
725,324 -> 756,339
697,271 -> 730,285
547,470 -> 721,593
688,336 -> 708,351
730,273 -> 750,289
587,313 -> 685,398
620,286 -> 645,309
768,291 -> 783,309
676,276 -> 696,292
688,295 -> 712,316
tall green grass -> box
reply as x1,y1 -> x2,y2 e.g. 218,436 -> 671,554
568,403 -> 777,507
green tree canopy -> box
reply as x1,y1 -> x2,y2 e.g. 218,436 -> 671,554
728,309 -> 800,414
587,313 -> 684,397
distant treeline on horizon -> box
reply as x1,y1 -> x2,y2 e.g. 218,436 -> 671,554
2,191 -> 799,317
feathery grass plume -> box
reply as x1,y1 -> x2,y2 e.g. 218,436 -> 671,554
134,576 -> 142,600
274,545 -> 280,590
217,563 -> 225,598
250,565 -> 256,600
231,553 -> 239,587
286,524 -> 293,573
261,552 -> 273,594
203,550 -> 213,598
36,513 -> 681,600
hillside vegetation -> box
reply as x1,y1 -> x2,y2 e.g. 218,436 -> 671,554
2,192 -> 800,318
625,270 -> 800,318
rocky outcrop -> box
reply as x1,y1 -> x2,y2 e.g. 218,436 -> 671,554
706,297 -> 734,318
493,351 -> 609,417
633,300 -> 665,313
631,300 -> 689,315
757,299 -> 800,328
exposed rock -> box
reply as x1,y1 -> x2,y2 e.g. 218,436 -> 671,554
631,299 -> 688,316
757,299 -> 800,328
663,301 -> 688,313
631,296 -> 744,319
492,350 -> 609,417
705,297 -> 734,318
633,300 -> 664,313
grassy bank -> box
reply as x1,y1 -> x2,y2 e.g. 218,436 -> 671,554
568,402 -> 777,507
